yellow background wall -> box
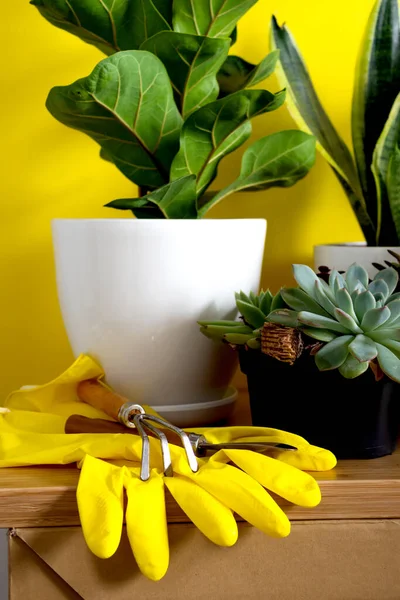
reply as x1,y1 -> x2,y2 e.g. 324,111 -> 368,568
1,0 -> 373,396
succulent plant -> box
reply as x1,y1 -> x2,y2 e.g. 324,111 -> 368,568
198,289 -> 285,350
268,263 -> 400,382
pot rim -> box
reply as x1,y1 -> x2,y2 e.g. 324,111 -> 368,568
52,218 -> 267,224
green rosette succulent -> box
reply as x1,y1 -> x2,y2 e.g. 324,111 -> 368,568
198,289 -> 285,350
269,263 -> 400,382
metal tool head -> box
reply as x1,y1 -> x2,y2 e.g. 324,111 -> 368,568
118,402 -> 145,429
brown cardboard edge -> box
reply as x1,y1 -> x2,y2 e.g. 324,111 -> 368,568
9,529 -> 82,600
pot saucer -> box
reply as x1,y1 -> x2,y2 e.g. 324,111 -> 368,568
154,386 -> 238,428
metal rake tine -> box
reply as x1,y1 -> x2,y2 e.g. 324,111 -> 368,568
133,414 -> 150,482
141,418 -> 173,478
143,414 -> 199,474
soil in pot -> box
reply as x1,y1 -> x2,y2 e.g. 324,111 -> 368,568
239,349 -> 400,459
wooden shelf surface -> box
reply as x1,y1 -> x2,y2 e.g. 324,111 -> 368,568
0,391 -> 399,527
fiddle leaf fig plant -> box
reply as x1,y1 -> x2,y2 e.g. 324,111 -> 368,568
271,0 -> 400,245
32,0 -> 317,218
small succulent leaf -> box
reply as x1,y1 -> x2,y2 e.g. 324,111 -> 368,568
334,308 -> 363,334
249,291 -> 259,307
374,293 -> 386,304
46,51 -> 182,189
267,309 -> 299,327
300,327 -> 337,342
141,32 -> 230,118
207,131 -> 316,211
336,288 -> 359,323
369,328 -> 400,342
368,278 -> 390,302
203,324 -> 254,336
314,335 -> 354,371
376,299 -> 384,307
388,291 -> 400,302
247,338 -> 262,350
387,144 -> 400,241
313,280 -> 337,317
198,320 -> 242,326
217,50 -> 279,96
354,290 -> 377,321
380,339 -> 400,357
31,0 -> 173,54
339,354 -> 370,379
345,263 -> 369,293
349,334 -> 378,362
292,264 -> 320,300
200,326 -> 220,340
297,311 -> 352,334
236,300 -> 266,329
270,290 -> 287,311
373,267 -> 398,295
171,89 -> 284,198
260,290 -> 274,315
361,306 -> 391,331
224,333 -> 254,345
330,270 -> 346,292
172,0 -> 258,38
238,291 -> 251,303
379,298 -> 400,327
376,343 -> 400,383
350,290 -> 362,306
281,286 -> 331,317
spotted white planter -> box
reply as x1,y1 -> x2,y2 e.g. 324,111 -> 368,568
314,243 -> 400,279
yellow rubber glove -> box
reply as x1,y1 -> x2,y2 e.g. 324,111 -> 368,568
0,355 -> 337,581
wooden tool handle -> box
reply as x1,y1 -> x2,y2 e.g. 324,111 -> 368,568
77,379 -> 128,421
65,414 -> 134,435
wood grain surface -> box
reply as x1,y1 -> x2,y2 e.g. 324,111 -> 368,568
0,392 -> 399,527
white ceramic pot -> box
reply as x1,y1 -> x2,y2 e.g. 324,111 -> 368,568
52,219 -> 267,425
314,243 -> 400,279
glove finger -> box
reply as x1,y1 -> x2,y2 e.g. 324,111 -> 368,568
187,426 -> 309,446
191,461 -> 290,538
276,444 -> 337,472
125,470 -> 169,582
222,449 -> 321,508
164,474 -> 238,547
77,455 -> 124,559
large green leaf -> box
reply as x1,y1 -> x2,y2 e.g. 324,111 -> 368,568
142,32 -> 230,118
217,51 -> 279,96
339,354 -> 370,379
172,0 -> 258,38
30,0 -> 172,54
46,51 -> 182,189
315,336 -> 354,371
171,89 -> 285,197
387,143 -> 400,240
204,131 -> 316,213
372,92 -> 400,243
270,16 -> 376,244
376,342 -> 400,382
352,0 -> 400,230
105,175 -> 198,218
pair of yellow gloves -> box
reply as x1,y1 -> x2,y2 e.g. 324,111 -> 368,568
0,355 -> 336,581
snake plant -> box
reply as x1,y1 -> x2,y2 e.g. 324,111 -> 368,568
269,263 -> 400,381
271,0 -> 400,245
31,0 -> 316,219
198,289 -> 285,349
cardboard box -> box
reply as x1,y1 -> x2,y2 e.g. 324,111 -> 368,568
8,520 -> 400,600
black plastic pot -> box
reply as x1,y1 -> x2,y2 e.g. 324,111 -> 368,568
239,349 -> 399,459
